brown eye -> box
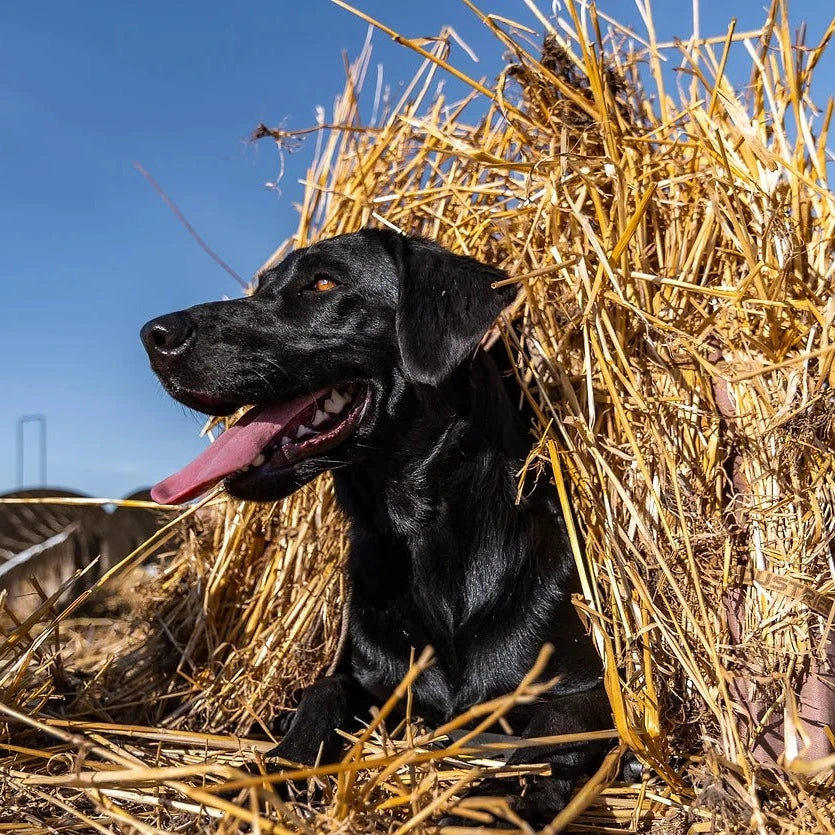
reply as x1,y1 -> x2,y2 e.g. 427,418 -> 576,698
312,275 -> 338,293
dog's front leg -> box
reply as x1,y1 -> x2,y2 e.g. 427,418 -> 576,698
508,685 -> 613,821
267,673 -> 371,766
452,685 -> 612,827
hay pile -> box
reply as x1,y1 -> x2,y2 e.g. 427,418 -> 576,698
2,1 -> 834,831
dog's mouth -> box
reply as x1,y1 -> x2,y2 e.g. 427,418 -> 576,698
151,383 -> 368,504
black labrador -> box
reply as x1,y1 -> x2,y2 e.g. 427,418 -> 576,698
141,228 -> 611,823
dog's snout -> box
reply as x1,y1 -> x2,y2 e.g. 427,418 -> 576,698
140,312 -> 196,359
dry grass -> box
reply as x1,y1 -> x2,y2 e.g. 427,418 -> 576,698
2,1 -> 834,832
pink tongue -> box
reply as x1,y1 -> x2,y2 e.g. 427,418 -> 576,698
151,391 -> 321,504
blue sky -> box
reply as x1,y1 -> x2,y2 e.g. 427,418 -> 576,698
1,1 -> 831,499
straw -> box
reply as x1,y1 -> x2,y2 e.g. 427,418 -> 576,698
2,1 -> 833,831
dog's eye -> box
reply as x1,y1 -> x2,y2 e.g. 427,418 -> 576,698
310,275 -> 339,293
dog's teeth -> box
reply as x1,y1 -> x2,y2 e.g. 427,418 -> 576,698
280,435 -> 292,446
323,398 -> 338,414
312,408 -> 328,426
296,424 -> 314,438
251,453 -> 266,467
329,389 -> 348,411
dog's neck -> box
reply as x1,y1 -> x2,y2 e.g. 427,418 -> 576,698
331,352 -> 567,623
334,352 -> 530,531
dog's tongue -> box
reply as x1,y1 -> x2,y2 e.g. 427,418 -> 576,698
151,394 -> 316,504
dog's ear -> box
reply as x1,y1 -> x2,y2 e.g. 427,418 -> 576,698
379,232 -> 515,386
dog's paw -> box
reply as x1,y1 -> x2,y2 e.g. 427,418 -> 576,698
260,741 -> 335,807
215,758 -> 271,802
621,751 -> 646,783
439,776 -> 573,830
438,800 -> 514,830
437,812 -> 507,829
438,779 -> 527,830
265,731 -> 324,768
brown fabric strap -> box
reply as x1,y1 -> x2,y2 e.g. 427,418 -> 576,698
737,564 -> 835,620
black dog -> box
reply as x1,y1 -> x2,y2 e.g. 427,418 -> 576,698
141,229 -> 611,823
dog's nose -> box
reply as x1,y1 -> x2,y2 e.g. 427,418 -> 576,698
140,312 -> 196,358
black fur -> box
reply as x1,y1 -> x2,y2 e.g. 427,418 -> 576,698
141,229 -> 611,824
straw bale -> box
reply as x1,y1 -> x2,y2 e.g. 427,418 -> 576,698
1,1 -> 834,832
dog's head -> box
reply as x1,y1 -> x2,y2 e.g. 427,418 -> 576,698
141,229 -> 514,503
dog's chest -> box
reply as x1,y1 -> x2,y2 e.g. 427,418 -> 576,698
338,460 -> 579,719
349,594 -> 480,719
347,553 -> 545,720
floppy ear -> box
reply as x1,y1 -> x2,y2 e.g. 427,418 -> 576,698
382,233 -> 515,386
